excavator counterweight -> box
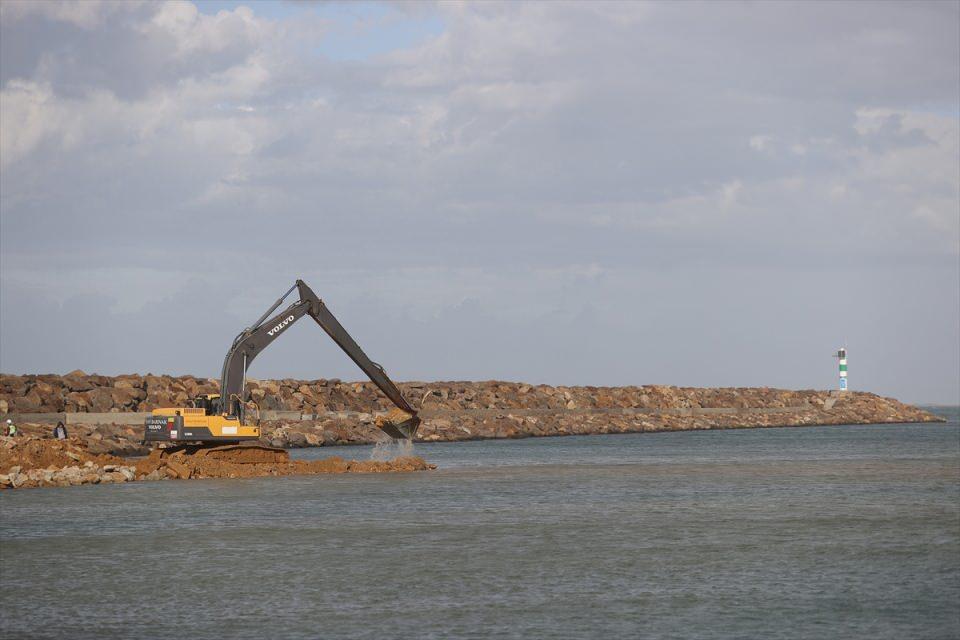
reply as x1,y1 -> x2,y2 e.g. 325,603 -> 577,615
143,280 -> 420,448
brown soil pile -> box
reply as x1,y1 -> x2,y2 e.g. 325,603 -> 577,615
196,445 -> 290,464
0,436 -> 125,473
1,437 -> 434,489
134,446 -> 434,480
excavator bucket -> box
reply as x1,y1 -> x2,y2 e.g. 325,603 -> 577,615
375,408 -> 421,440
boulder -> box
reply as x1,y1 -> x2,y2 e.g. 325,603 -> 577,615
64,375 -> 95,393
164,457 -> 191,480
32,381 -> 55,396
14,392 -> 42,413
286,431 -> 308,448
110,388 -> 138,409
260,381 -> 280,395
87,388 -> 115,412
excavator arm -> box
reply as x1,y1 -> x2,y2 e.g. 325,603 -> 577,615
218,280 -> 419,439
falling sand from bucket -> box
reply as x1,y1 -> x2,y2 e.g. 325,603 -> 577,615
370,437 -> 414,462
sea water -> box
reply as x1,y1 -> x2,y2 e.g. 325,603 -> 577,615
1,411 -> 957,639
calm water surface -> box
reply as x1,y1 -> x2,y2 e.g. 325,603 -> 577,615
2,413 -> 958,639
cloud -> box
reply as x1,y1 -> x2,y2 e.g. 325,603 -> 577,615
749,135 -> 774,152
1,1 -> 957,402
0,0 -> 137,29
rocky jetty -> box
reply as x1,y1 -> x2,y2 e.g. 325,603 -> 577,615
254,388 -> 942,447
1,371 -> 942,416
0,373 -> 944,451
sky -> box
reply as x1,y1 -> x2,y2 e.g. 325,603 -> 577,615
0,0 -> 958,404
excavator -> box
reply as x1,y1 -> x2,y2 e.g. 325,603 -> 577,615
143,280 -> 420,456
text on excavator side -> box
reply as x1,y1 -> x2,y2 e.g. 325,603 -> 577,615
268,315 -> 296,337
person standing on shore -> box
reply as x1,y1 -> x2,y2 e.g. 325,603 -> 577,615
6,419 -> 17,437
53,421 -> 67,439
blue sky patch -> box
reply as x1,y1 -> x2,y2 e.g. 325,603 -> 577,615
195,0 -> 444,61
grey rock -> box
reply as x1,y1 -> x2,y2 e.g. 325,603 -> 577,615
286,432 -> 307,447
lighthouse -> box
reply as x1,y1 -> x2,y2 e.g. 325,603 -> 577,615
835,348 -> 848,391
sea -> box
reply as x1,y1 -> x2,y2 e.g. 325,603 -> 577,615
1,409 -> 958,640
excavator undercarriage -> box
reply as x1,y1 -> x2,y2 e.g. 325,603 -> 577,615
143,280 -> 420,455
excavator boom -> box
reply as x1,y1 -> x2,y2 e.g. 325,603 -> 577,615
218,280 -> 419,440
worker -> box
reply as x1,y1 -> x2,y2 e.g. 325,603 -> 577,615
53,421 -> 68,440
5,419 -> 16,437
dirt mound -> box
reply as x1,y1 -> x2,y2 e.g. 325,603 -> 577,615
133,446 -> 434,480
1,436 -> 139,489
0,435 -> 125,473
197,445 -> 289,464
2,437 -> 435,489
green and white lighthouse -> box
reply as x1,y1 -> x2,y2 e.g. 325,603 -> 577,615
835,347 -> 848,391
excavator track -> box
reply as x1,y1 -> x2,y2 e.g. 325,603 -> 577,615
158,442 -> 289,464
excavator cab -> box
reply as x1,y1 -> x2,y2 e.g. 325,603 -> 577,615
189,394 -> 221,415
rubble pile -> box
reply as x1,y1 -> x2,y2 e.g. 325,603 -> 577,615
1,421 -> 149,456
0,435 -> 434,490
0,436 -> 137,488
133,447 -> 434,480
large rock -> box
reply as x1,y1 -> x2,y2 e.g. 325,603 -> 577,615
286,431 -> 308,448
87,388 -> 116,412
260,380 -> 280,395
14,391 -> 42,413
64,374 -> 95,392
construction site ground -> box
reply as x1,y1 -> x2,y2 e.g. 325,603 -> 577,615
0,435 -> 434,489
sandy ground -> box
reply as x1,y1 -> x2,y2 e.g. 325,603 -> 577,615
0,436 -> 434,489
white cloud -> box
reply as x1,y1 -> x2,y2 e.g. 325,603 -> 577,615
0,0 -> 141,29
749,135 -> 774,151
145,1 -> 266,58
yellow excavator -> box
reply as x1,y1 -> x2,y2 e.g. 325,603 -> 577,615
143,280 -> 420,452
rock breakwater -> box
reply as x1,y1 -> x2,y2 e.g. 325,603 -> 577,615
1,373 -> 943,451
